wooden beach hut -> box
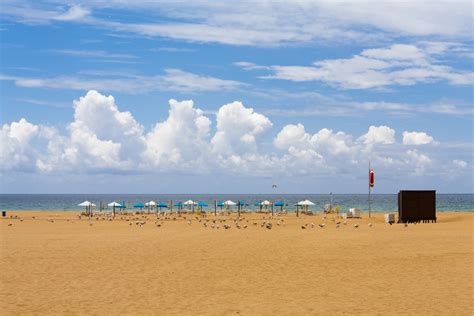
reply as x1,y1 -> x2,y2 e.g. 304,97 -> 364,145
398,190 -> 436,223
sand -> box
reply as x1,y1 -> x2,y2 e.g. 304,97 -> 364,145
1,211 -> 473,315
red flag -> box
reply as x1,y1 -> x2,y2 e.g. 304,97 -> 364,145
369,169 -> 375,187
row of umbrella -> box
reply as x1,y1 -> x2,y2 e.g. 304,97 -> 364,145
79,199 -> 315,209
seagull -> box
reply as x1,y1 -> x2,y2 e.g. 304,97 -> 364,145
319,223 -> 325,228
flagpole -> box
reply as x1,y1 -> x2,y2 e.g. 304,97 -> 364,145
368,160 -> 371,219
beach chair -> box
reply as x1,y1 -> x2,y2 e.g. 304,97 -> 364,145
349,208 -> 361,218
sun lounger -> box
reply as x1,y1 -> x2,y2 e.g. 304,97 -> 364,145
349,208 -> 361,218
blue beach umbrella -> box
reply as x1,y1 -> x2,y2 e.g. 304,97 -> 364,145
134,203 -> 145,209
237,200 -> 246,216
274,200 -> 285,212
217,201 -> 224,208
157,202 -> 168,209
198,201 -> 208,211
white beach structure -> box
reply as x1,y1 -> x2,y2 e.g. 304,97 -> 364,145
145,201 -> 157,213
183,200 -> 197,212
297,199 -> 315,216
297,200 -> 315,206
183,200 -> 197,206
78,201 -> 96,216
107,201 -> 122,216
223,200 -> 236,213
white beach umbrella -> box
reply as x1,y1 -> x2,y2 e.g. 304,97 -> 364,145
78,201 -> 95,207
78,201 -> 96,216
145,201 -> 157,206
260,200 -> 272,206
224,200 -> 237,206
183,200 -> 197,205
297,200 -> 315,206
107,201 -> 122,216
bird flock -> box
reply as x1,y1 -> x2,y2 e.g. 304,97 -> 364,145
3,213 -> 386,230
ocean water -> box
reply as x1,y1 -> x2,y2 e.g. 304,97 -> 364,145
0,194 -> 472,212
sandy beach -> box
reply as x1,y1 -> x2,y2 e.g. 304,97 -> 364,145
1,211 -> 472,315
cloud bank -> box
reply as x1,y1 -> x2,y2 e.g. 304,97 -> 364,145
1,90 -> 468,181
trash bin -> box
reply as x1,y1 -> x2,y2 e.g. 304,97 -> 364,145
2,211 -> 6,217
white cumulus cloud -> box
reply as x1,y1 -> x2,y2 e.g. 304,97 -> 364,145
211,101 -> 272,155
144,99 -> 211,170
359,125 -> 395,145
403,131 -> 434,145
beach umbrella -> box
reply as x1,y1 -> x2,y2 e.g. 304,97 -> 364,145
78,201 -> 96,216
183,200 -> 197,205
133,203 -> 145,209
145,201 -> 156,213
197,201 -> 208,212
297,200 -> 315,206
108,201 -> 122,216
274,200 -> 285,212
274,201 -> 284,207
78,201 -> 94,207
174,201 -> 183,207
223,200 -> 236,211
217,201 -> 224,207
260,200 -> 271,206
184,200 -> 197,211
297,199 -> 315,217
157,202 -> 168,208
237,200 -> 246,217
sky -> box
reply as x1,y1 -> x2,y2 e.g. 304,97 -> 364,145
0,0 -> 473,194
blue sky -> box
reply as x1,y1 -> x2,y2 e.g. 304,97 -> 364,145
0,1 -> 472,193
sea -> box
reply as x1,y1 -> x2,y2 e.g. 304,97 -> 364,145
0,194 -> 472,212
